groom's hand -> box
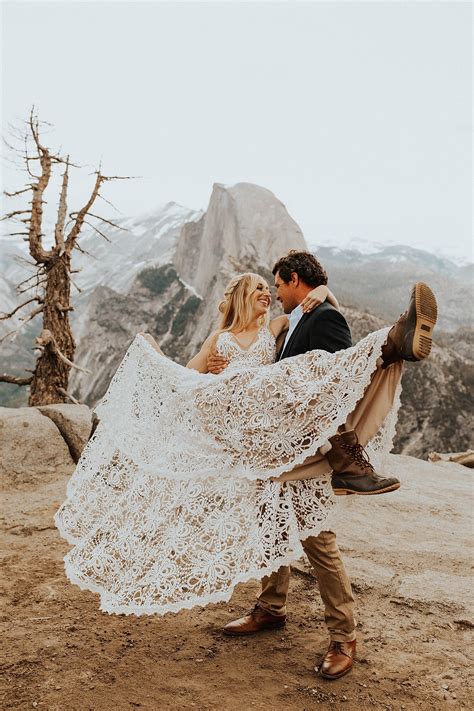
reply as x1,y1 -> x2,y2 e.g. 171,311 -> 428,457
207,353 -> 229,374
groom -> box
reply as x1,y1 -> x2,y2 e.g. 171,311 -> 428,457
208,250 -> 437,680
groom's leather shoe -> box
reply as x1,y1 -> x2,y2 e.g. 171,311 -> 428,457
327,430 -> 400,496
317,640 -> 356,680
222,605 -> 286,636
382,282 -> 438,368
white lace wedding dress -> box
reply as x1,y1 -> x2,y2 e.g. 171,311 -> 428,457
55,326 -> 400,615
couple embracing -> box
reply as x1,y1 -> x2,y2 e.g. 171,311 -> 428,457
56,250 -> 437,681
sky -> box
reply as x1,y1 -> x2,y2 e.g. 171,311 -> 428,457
1,0 -> 472,262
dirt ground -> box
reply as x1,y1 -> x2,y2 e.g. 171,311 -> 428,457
1,455 -> 473,711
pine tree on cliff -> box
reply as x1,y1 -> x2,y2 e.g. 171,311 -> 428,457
0,110 -> 130,405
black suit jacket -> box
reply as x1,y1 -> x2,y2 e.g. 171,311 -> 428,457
277,302 -> 352,360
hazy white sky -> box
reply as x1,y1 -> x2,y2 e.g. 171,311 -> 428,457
1,0 -> 472,261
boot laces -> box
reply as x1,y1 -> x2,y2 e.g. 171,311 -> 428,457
341,441 -> 375,473
329,641 -> 352,658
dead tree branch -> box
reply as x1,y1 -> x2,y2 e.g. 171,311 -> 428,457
73,242 -> 97,259
27,111 -> 55,263
54,158 -> 69,251
3,186 -> 33,197
0,305 -> 44,343
0,296 -> 42,320
35,330 -> 91,374
84,212 -> 129,231
82,219 -> 112,242
0,374 -> 34,385
56,302 -> 74,313
64,172 -> 105,252
57,387 -> 82,405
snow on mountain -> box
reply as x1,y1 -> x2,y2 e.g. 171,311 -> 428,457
72,202 -> 202,294
0,202 -> 202,298
309,237 -> 473,268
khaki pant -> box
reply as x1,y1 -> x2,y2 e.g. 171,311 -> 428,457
257,532 -> 356,642
257,360 -> 404,641
276,360 -> 403,482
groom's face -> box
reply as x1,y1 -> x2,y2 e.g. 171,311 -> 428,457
274,271 -> 300,314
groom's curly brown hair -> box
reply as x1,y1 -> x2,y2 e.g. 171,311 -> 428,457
272,250 -> 328,287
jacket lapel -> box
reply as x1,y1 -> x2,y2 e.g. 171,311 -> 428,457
277,312 -> 310,361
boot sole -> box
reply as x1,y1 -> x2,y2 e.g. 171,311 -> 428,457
333,482 -> 401,496
222,620 -> 286,636
319,664 -> 354,680
412,282 -> 437,360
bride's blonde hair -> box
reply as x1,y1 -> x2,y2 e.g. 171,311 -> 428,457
218,272 -> 270,333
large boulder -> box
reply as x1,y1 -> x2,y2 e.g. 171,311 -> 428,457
0,407 -> 74,487
36,404 -> 92,463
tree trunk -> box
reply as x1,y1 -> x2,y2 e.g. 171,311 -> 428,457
28,254 -> 75,405
2,112 -> 129,402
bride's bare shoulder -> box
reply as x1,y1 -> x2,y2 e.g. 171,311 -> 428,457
269,315 -> 289,338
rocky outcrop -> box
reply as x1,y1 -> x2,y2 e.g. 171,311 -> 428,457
0,404 -> 93,486
429,450 -> 474,468
36,404 -> 92,463
291,453 -> 473,614
0,407 -> 75,487
314,244 -> 473,333
69,266 -> 203,403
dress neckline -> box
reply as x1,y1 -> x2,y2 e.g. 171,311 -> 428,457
228,327 -> 265,353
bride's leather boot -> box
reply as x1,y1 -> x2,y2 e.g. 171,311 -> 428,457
381,282 -> 437,368
326,430 -> 400,496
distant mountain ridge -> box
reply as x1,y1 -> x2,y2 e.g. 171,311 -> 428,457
309,244 -> 472,333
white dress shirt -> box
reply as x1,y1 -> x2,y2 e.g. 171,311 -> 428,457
281,304 -> 304,354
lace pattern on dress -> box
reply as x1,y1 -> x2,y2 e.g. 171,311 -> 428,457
55,326 -> 400,616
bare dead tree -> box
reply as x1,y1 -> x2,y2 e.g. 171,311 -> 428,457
1,110 -> 131,405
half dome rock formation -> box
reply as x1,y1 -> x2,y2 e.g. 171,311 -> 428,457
174,182 -> 306,298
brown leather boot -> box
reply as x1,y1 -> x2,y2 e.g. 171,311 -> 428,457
382,282 -> 437,368
318,640 -> 356,680
222,605 -> 286,636
326,430 -> 400,495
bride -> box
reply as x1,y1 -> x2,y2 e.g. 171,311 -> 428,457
55,271 -> 416,615
145,273 -> 336,370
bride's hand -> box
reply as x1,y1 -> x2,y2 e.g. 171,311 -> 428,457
301,285 -> 329,313
207,353 -> 229,374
